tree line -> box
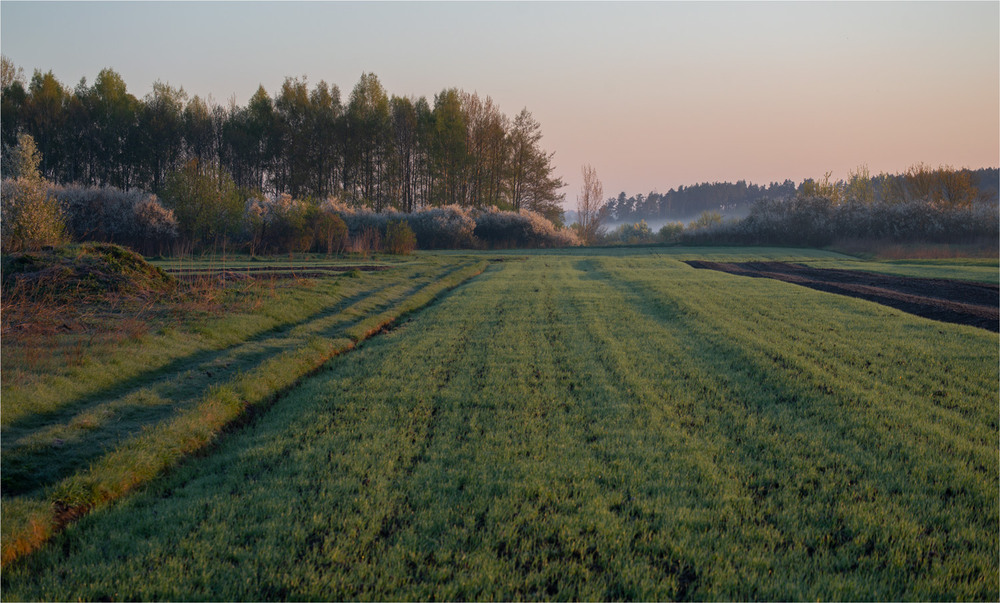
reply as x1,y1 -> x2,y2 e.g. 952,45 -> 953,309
1,57 -> 567,224
603,167 -> 998,224
603,180 -> 799,223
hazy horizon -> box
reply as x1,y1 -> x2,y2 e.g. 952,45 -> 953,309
2,1 -> 997,208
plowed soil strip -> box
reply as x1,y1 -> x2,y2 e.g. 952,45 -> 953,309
686,260 -> 999,332
164,265 -> 391,281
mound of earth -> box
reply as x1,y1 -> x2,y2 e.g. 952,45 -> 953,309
2,243 -> 175,302
686,260 -> 999,332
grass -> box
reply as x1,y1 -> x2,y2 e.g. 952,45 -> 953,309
801,257 -> 999,284
0,251 -> 487,567
828,238 -> 999,261
2,249 -> 996,600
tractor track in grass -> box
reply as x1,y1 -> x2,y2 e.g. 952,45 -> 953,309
0,259 -> 488,569
685,261 -> 999,332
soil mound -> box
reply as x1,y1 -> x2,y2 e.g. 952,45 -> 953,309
2,243 -> 175,302
686,260 -> 999,332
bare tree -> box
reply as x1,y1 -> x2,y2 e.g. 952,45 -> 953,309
576,163 -> 607,244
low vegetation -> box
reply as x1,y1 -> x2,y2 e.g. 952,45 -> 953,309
590,165 -> 998,253
2,248 -> 995,600
1,248 -> 487,566
0,134 -> 579,257
681,195 -> 999,248
2,243 -> 173,302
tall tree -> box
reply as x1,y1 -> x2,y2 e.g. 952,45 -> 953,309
83,68 -> 141,189
234,85 -> 278,194
345,73 -> 391,209
507,108 -> 565,223
461,91 -> 508,208
23,70 -> 68,180
431,88 -> 468,206
274,77 -> 313,199
576,164 -> 606,245
139,81 -> 187,191
389,95 -> 420,212
307,80 -> 342,199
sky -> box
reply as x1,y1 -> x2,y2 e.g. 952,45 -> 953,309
2,1 -> 998,207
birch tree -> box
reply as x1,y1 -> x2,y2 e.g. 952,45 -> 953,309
576,163 -> 607,245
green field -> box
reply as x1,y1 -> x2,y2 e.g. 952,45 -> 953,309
2,249 -> 997,600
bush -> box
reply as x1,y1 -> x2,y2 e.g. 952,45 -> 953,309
300,199 -> 578,252
45,183 -> 178,255
322,199 -> 478,249
385,221 -> 417,255
691,210 -> 724,229
658,222 -> 684,243
351,227 -> 382,258
472,207 -> 580,248
161,159 -> 243,248
609,220 -> 654,244
259,194 -> 310,253
1,134 -> 66,252
404,205 -> 477,249
315,211 -> 349,256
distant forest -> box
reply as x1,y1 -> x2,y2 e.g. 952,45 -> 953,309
0,59 -> 567,223
604,169 -> 999,224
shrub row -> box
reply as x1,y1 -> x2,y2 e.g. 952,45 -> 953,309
2,179 -> 579,256
322,200 -> 579,250
2,181 -> 179,255
680,196 -> 1000,247
597,219 -> 686,245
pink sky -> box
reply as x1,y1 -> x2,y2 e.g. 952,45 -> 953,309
3,2 -> 997,206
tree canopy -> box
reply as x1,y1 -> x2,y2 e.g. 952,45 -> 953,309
1,59 -> 566,221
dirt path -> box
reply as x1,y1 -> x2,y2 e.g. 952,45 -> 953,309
686,261 -> 999,332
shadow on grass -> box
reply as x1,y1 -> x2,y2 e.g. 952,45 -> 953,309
1,261 -> 480,499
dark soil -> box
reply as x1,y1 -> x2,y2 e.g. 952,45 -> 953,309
685,261 -> 999,332
163,265 -> 390,281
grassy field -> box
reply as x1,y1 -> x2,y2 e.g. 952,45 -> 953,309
1,253 -> 487,566
2,248 -> 997,600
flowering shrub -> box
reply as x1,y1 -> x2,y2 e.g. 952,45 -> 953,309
405,205 -> 478,249
1,134 -> 67,252
45,184 -> 179,254
3,180 -> 177,255
472,207 -> 580,248
1,179 -> 67,252
321,200 -> 478,249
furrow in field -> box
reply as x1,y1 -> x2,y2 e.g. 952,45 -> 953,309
2,280 -> 394,435
0,258 -> 487,569
620,258 -> 996,467
0,276 -> 390,430
2,253 -> 995,600
558,257 -> 793,598
2,259 -> 467,448
582,256 -> 997,598
0,268 -> 443,499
